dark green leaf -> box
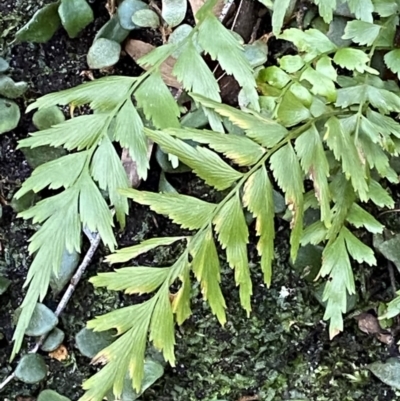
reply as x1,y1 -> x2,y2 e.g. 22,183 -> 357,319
58,0 -> 94,38
16,2 -> 61,43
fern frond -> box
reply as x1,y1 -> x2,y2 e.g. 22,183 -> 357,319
190,228 -> 226,324
145,128 -> 243,190
243,165 -> 275,286
166,127 -> 265,166
120,188 -> 217,230
26,76 -> 135,112
213,193 -> 251,313
270,143 -> 304,261
191,93 -> 288,147
106,237 -> 186,264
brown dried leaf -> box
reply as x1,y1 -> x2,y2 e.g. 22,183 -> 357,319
125,39 -> 180,88
49,344 -> 69,361
188,0 -> 225,19
354,313 -> 382,335
121,143 -> 154,188
377,332 -> 394,345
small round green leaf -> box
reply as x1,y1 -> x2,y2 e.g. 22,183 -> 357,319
87,38 -> 121,69
15,354 -> 48,384
132,9 -> 160,28
33,106 -> 65,130
0,57 -> 9,73
38,390 -> 71,401
41,328 -> 65,352
159,171 -> 178,194
50,249 -> 80,296
21,145 -> 67,169
368,358 -> 400,389
25,303 -> 59,337
75,328 -> 114,358
117,0 -> 148,30
16,2 -> 61,43
0,75 -> 28,98
168,24 -> 197,58
0,275 -> 11,295
0,98 -> 20,135
244,40 -> 268,68
95,14 -> 130,43
58,0 -> 94,38
10,190 -> 37,213
162,0 -> 186,27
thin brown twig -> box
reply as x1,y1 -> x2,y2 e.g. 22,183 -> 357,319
0,229 -> 101,391
388,260 -> 397,298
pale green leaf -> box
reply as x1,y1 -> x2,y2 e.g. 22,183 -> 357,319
366,85 -> 400,114
135,71 -> 180,129
316,56 -> 337,80
213,193 -> 251,313
243,165 -> 275,286
106,237 -> 185,264
120,188 -> 216,229
12,189 -> 81,359
367,109 -> 400,139
270,143 -> 304,260
320,230 -> 355,338
347,0 -> 374,22
191,93 -> 288,147
260,66 -> 290,89
145,128 -> 243,190
19,188 -> 81,255
301,221 -> 328,245
279,54 -> 304,73
173,40 -> 220,101
277,91 -> 311,127
342,20 -> 381,45
18,114 -> 108,151
113,99 -> 149,180
78,173 -> 116,250
342,227 -> 376,266
90,266 -> 170,294
295,125 -> 331,226
197,14 -> 258,110
138,43 -> 176,68
300,66 -> 336,103
373,0 -> 398,17
149,285 -> 175,363
346,203 -> 384,234
384,49 -> 400,79
333,48 -> 375,74
280,28 -> 337,56
357,134 -> 391,179
84,300 -> 153,396
166,127 -> 265,166
171,258 -> 192,325
335,85 -> 366,108
26,76 -> 135,112
272,0 -> 292,35
324,117 -> 369,201
58,0 -> 94,38
15,152 -> 88,198
190,228 -> 226,324
90,137 -> 130,227
366,180 -> 394,208
313,0 -> 336,23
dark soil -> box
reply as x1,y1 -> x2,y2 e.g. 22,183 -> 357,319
1,1 -> 399,401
